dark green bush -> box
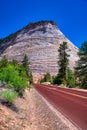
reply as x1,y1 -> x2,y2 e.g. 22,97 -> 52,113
52,75 -> 62,85
39,72 -> 51,83
39,78 -> 45,83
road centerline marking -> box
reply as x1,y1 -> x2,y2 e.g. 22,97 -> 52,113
56,89 -> 87,99
41,85 -> 87,99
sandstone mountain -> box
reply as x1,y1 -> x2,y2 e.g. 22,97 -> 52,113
0,21 -> 79,82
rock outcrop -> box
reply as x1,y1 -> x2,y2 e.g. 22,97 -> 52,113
0,21 -> 79,82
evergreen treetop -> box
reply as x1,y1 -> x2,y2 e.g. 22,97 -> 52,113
75,41 -> 87,89
57,42 -> 69,84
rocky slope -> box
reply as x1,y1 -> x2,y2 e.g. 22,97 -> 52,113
0,21 -> 79,82
0,87 -> 78,130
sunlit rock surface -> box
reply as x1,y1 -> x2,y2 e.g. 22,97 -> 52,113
0,21 -> 79,82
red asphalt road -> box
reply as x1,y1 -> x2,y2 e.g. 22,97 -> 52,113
34,84 -> 87,130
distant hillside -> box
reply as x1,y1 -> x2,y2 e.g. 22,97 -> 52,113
0,20 -> 79,82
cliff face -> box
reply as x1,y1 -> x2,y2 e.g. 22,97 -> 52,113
0,21 -> 79,82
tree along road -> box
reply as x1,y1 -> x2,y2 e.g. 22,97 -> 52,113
34,84 -> 87,130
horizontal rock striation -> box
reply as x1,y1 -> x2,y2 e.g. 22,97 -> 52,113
0,21 -> 79,82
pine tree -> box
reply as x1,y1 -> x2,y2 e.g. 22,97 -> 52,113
22,54 -> 33,84
22,54 -> 29,76
75,41 -> 87,89
57,42 -> 69,85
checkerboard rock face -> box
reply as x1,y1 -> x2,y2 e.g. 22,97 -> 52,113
0,21 -> 79,82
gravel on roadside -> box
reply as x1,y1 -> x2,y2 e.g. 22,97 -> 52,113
0,87 -> 78,130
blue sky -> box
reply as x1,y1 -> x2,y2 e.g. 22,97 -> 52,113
0,0 -> 87,48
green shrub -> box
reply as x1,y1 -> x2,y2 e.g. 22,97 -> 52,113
39,72 -> 51,83
44,72 -> 51,82
39,78 -> 45,83
66,69 -> 76,88
1,90 -> 18,105
7,82 -> 14,88
0,80 -> 3,86
0,64 -> 27,96
0,57 -> 33,97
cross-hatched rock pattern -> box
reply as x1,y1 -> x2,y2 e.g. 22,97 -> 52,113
0,21 -> 79,82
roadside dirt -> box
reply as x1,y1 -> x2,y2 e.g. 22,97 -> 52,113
0,87 -> 78,130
